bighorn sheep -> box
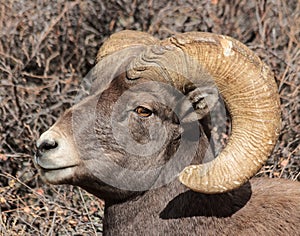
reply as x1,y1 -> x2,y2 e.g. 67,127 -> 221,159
34,30 -> 300,234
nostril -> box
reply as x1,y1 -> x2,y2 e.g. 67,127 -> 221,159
38,139 -> 58,153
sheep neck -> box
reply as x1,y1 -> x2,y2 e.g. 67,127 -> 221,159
102,179 -> 252,235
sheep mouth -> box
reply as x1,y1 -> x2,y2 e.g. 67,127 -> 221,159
39,164 -> 78,172
34,158 -> 79,184
34,155 -> 78,172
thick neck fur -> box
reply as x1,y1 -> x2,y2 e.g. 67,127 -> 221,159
103,177 -> 300,235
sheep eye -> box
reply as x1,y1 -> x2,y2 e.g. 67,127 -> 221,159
134,106 -> 153,117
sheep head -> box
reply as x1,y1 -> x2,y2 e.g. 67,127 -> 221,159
34,31 -> 281,201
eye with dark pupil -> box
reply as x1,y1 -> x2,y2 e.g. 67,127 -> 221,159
134,106 -> 152,117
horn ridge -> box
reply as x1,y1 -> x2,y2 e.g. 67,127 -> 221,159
163,32 -> 280,193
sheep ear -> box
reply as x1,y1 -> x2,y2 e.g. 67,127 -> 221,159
181,87 -> 219,123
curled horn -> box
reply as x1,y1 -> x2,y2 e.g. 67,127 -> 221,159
126,31 -> 281,193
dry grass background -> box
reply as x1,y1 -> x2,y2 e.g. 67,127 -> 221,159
0,0 -> 299,235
